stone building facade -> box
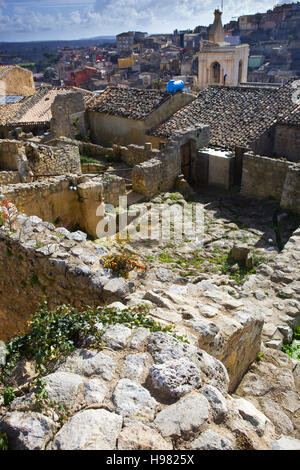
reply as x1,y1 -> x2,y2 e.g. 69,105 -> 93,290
195,10 -> 249,88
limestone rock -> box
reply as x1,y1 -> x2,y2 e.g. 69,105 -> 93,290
113,379 -> 157,420
147,331 -> 192,364
234,398 -> 272,437
0,412 -> 57,450
130,328 -> 151,349
190,429 -> 233,450
270,436 -> 300,450
196,349 -> 230,394
154,392 -> 210,439
149,358 -> 202,399
156,268 -> 173,282
0,340 -> 7,366
44,372 -> 85,409
117,421 -> 172,450
201,385 -> 228,423
103,278 -> 130,299
52,409 -> 122,450
102,324 -> 132,350
57,349 -> 116,381
122,353 -> 150,382
84,378 -> 109,405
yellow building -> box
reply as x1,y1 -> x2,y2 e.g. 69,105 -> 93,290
118,54 -> 138,68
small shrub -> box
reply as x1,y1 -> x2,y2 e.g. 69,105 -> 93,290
3,386 -> 16,406
103,251 -> 145,279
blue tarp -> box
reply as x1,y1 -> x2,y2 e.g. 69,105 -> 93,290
166,80 -> 184,93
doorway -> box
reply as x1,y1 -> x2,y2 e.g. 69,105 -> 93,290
181,141 -> 191,181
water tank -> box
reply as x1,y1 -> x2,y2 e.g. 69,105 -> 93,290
166,80 -> 184,93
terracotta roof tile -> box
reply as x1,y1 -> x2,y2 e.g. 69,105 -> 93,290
149,82 -> 299,149
87,86 -> 171,120
0,86 -> 93,126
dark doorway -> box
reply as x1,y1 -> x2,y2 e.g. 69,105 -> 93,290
181,141 -> 191,181
211,62 -> 221,84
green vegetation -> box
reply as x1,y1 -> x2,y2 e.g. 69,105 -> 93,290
2,386 -> 16,406
257,353 -> 264,362
282,327 -> 300,361
80,155 -> 100,165
0,300 -> 187,383
0,433 -> 8,451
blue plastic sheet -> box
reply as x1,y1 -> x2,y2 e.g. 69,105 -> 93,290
166,80 -> 184,93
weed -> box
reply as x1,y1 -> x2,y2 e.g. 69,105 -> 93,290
3,386 -> 16,406
103,251 -> 145,279
0,300 -> 188,382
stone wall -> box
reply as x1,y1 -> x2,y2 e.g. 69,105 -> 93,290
0,139 -> 81,180
274,124 -> 300,163
25,142 -> 81,176
132,140 -> 181,198
50,92 -> 87,140
0,214 -> 132,341
49,138 -> 160,168
0,171 -> 21,185
240,152 -> 300,215
132,126 -> 210,198
281,165 -> 300,214
0,174 -> 126,238
241,152 -> 290,201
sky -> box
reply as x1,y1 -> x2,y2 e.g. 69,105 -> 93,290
0,0 -> 279,42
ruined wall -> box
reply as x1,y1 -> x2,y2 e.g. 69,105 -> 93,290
49,137 -> 161,168
25,142 -> 81,176
274,124 -> 300,163
132,126 -> 210,198
0,171 -> 21,185
0,139 -> 81,179
0,174 -> 126,238
132,141 -> 181,198
50,92 -> 87,140
2,67 -> 35,96
281,165 -> 300,213
0,214 -> 131,341
241,152 -> 290,201
241,152 -> 300,215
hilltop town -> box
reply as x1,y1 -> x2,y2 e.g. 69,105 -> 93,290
0,5 -> 299,453
1,2 -> 300,91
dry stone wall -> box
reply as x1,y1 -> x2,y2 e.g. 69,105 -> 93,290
0,174 -> 126,238
0,171 -> 20,185
0,139 -> 81,180
241,152 -> 300,214
0,214 -> 133,341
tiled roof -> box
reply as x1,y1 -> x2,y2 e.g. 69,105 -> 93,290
87,86 -> 171,120
279,105 -> 300,126
0,86 -> 93,126
149,82 -> 299,149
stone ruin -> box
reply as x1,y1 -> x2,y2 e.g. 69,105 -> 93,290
0,114 -> 299,451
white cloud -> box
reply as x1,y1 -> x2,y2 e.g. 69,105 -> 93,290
0,0 -> 277,40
